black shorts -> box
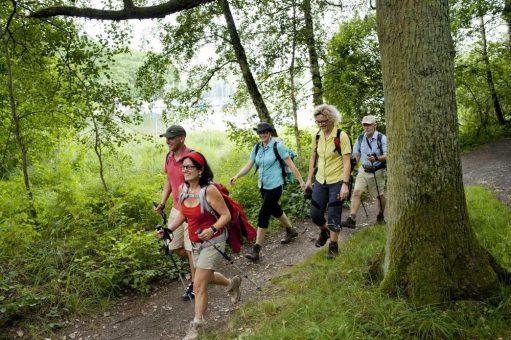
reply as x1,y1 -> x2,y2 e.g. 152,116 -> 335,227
258,185 -> 284,228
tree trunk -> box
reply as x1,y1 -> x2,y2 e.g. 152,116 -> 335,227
479,14 -> 506,125
3,39 -> 37,219
91,111 -> 109,192
301,0 -> 323,106
290,0 -> 303,166
503,0 -> 511,49
376,0 -> 498,305
220,0 -> 274,125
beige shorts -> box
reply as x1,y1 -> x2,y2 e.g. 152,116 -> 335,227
191,237 -> 226,271
354,169 -> 386,198
168,207 -> 192,251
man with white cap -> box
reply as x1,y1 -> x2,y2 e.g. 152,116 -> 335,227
343,115 -> 387,227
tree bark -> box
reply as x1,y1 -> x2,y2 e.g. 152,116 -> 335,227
503,0 -> 511,49
220,0 -> 274,125
301,0 -> 323,106
479,14 -> 506,125
376,0 -> 499,305
3,39 -> 37,219
290,0 -> 303,166
91,112 -> 109,193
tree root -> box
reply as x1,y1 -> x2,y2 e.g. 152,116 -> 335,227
485,248 -> 511,285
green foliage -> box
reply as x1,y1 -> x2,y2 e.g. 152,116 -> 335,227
212,187 -> 511,339
0,128 -> 313,334
323,14 -> 384,131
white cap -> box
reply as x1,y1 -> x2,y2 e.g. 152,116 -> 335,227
362,115 -> 376,124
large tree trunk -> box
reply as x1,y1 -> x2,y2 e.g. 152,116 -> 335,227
376,0 -> 498,305
479,14 -> 506,125
301,0 -> 323,106
3,39 -> 37,219
221,0 -> 274,125
503,0 -> 511,49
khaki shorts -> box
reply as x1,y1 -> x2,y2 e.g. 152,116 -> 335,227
191,237 -> 225,271
354,169 -> 386,198
168,207 -> 192,252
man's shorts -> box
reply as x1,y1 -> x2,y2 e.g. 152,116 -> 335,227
191,239 -> 225,271
168,207 -> 192,252
354,168 -> 386,198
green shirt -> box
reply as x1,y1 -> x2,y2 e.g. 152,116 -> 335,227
312,129 -> 352,184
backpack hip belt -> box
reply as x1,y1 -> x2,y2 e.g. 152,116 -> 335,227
191,231 -> 228,250
362,163 -> 386,173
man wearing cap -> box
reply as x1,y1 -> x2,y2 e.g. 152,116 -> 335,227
344,115 -> 387,227
154,125 -> 196,300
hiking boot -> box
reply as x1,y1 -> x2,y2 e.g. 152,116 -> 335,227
182,282 -> 195,301
244,244 -> 261,261
326,241 -> 339,259
315,229 -> 330,248
183,320 -> 204,340
343,216 -> 356,229
280,227 -> 298,244
376,213 -> 385,224
226,275 -> 242,304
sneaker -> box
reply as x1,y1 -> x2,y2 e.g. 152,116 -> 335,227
183,320 -> 204,340
326,242 -> 339,259
226,275 -> 242,304
280,227 -> 298,244
343,216 -> 356,229
182,282 -> 195,301
315,229 -> 330,248
376,213 -> 385,224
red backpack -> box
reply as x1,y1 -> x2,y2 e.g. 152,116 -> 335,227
179,182 -> 256,253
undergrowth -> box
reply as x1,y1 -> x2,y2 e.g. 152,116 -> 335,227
211,186 -> 511,339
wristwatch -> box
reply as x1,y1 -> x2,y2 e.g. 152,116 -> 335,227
210,226 -> 218,234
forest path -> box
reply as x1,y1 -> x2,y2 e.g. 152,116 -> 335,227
56,136 -> 511,340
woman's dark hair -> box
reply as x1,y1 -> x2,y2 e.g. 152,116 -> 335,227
183,152 -> 214,187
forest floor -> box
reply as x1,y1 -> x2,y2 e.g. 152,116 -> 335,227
54,136 -> 511,340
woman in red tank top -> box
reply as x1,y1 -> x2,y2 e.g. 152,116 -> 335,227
158,152 -> 241,340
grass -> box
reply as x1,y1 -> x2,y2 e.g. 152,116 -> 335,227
210,186 -> 511,339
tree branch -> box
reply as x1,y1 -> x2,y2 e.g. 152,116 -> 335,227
1,0 -> 17,41
30,0 -> 217,20
190,59 -> 235,105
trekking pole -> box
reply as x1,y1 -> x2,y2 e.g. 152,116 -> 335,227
153,202 -> 192,300
361,201 -> 369,218
197,229 -> 261,291
368,157 -> 384,214
299,186 -> 313,234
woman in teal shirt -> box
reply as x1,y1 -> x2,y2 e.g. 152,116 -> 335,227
230,122 -> 305,261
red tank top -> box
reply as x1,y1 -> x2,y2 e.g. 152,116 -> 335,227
180,203 -> 223,243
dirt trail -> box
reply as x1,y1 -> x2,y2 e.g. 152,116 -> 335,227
54,137 -> 511,340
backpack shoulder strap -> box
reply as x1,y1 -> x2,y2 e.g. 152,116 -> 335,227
199,184 -> 219,217
334,128 -> 343,155
357,133 -> 364,149
254,143 -> 261,173
314,129 -> 321,152
178,183 -> 189,205
272,141 -> 287,184
377,133 -> 384,155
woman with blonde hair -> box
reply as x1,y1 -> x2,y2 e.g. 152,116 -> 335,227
304,104 -> 352,259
